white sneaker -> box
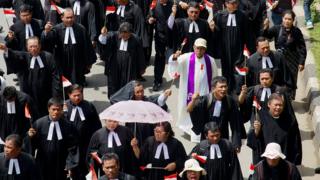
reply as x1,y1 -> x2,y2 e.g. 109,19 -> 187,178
306,21 -> 314,29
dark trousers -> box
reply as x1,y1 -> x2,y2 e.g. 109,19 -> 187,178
154,37 -> 167,84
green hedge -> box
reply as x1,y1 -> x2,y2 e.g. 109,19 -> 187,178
310,0 -> 320,80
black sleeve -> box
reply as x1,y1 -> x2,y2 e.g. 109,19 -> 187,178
190,96 -> 209,135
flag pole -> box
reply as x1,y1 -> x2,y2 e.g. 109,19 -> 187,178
244,56 -> 247,85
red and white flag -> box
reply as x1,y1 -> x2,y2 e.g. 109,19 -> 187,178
192,153 -> 207,164
253,96 -> 261,110
105,6 -> 116,15
164,173 -> 177,180
150,0 -> 157,10
91,152 -> 102,164
50,2 -> 65,14
204,0 -> 214,8
25,104 -> 31,119
85,163 -> 98,180
61,75 -> 72,87
3,9 -> 16,18
248,164 -> 255,175
235,66 -> 248,76
243,45 -> 250,59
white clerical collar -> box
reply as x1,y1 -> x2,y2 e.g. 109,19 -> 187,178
154,142 -> 169,159
188,21 -> 199,33
47,121 -> 63,141
25,24 -> 34,39
7,101 -> 16,114
64,27 -> 77,44
70,106 -> 85,121
117,5 -> 125,17
108,131 -> 122,148
30,56 -> 44,69
73,1 -> 81,15
227,14 -> 237,27
212,100 -> 222,117
210,144 -> 222,159
260,87 -> 271,102
8,159 -> 20,175
119,39 -> 128,51
262,56 -> 273,69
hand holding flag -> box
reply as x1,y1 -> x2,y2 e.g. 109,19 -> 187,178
106,6 -> 116,15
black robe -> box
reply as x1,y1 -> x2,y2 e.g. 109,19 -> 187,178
5,19 -> 43,52
4,50 -> 60,116
0,152 -> 41,180
65,99 -> 102,179
41,22 -> 96,85
44,0 -> 69,26
98,172 -> 136,180
140,136 -> 187,180
247,109 -> 302,165
12,0 -> 45,20
252,159 -> 302,180
68,0 -> 97,41
98,32 -> 145,97
87,126 -> 137,176
190,139 -> 243,180
0,91 -> 38,141
189,94 -> 243,148
213,10 -> 248,92
25,116 -> 79,180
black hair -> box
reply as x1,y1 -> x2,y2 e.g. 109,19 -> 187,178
19,4 -> 33,13
256,36 -> 269,46
102,153 -> 120,165
259,68 -> 274,79
3,86 -> 17,100
47,97 -> 63,108
282,10 -> 296,20
188,1 -> 200,10
211,76 -> 228,88
68,84 -> 83,94
119,22 -> 133,33
6,134 -> 23,149
155,121 -> 175,138
204,122 -> 220,136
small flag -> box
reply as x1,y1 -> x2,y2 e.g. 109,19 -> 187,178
199,4 -> 205,11
139,163 -> 152,171
181,38 -> 187,47
25,104 -> 31,119
253,96 -> 261,110
0,137 -> 5,145
91,152 -> 102,164
3,9 -> 16,18
150,0 -> 157,10
243,45 -> 250,59
204,0 -> 214,8
85,163 -> 98,180
50,2 -> 65,14
249,164 -> 255,175
105,6 -> 116,15
61,75 -> 72,87
192,153 -> 207,164
164,173 -> 177,180
235,66 -> 248,76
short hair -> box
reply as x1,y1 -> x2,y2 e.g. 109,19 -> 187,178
204,122 -> 220,136
47,97 -> 63,108
211,76 -> 228,88
119,22 -> 133,33
133,81 -> 143,88
26,36 -> 41,48
102,153 -> 120,165
188,1 -> 200,10
268,93 -> 284,104
256,36 -> 268,46
62,8 -> 74,16
282,10 -> 296,20
19,4 -> 33,13
259,68 -> 274,79
155,121 -> 175,138
68,84 -> 83,94
6,134 -> 23,149
3,86 -> 17,100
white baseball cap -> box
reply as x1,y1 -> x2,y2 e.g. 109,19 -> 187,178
261,142 -> 286,159
194,38 -> 207,48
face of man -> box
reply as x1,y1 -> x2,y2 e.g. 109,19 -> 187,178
105,120 -> 119,131
257,40 -> 270,57
186,171 -> 201,180
259,72 -> 273,88
103,159 -> 120,179
154,126 -> 169,142
69,89 -> 83,105
20,11 -> 32,24
48,104 -> 63,121
27,39 -> 41,56
117,0 -> 128,5
206,130 -> 221,144
266,157 -> 281,167
213,82 -> 228,100
282,14 -> 294,29
159,0 -> 168,4
193,46 -> 206,58
120,32 -> 131,41
4,140 -> 21,159
133,85 -> 144,100
268,98 -> 284,117
61,10 -> 75,27
225,1 -> 238,13
187,7 -> 200,21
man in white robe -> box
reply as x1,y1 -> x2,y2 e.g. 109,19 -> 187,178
168,38 -> 219,142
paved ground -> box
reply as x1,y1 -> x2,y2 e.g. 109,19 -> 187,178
0,2 -> 320,179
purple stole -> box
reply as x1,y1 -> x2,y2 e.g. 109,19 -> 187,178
187,53 -> 212,104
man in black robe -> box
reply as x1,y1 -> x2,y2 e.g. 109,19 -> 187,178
246,93 -> 302,165
0,134 -> 41,180
42,8 -> 96,86
190,122 -> 243,180
1,37 -> 60,116
98,22 -> 145,97
187,76 -> 243,151
26,97 -> 79,180
251,142 -> 302,180
0,87 -> 38,142
65,84 -> 102,179
43,0 -> 68,26
2,0 -> 45,21
212,0 -> 248,93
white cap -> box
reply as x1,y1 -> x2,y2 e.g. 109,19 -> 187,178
261,142 -> 286,159
179,159 -> 207,177
194,38 -> 207,48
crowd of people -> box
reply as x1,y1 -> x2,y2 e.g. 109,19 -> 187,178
0,0 -> 313,179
